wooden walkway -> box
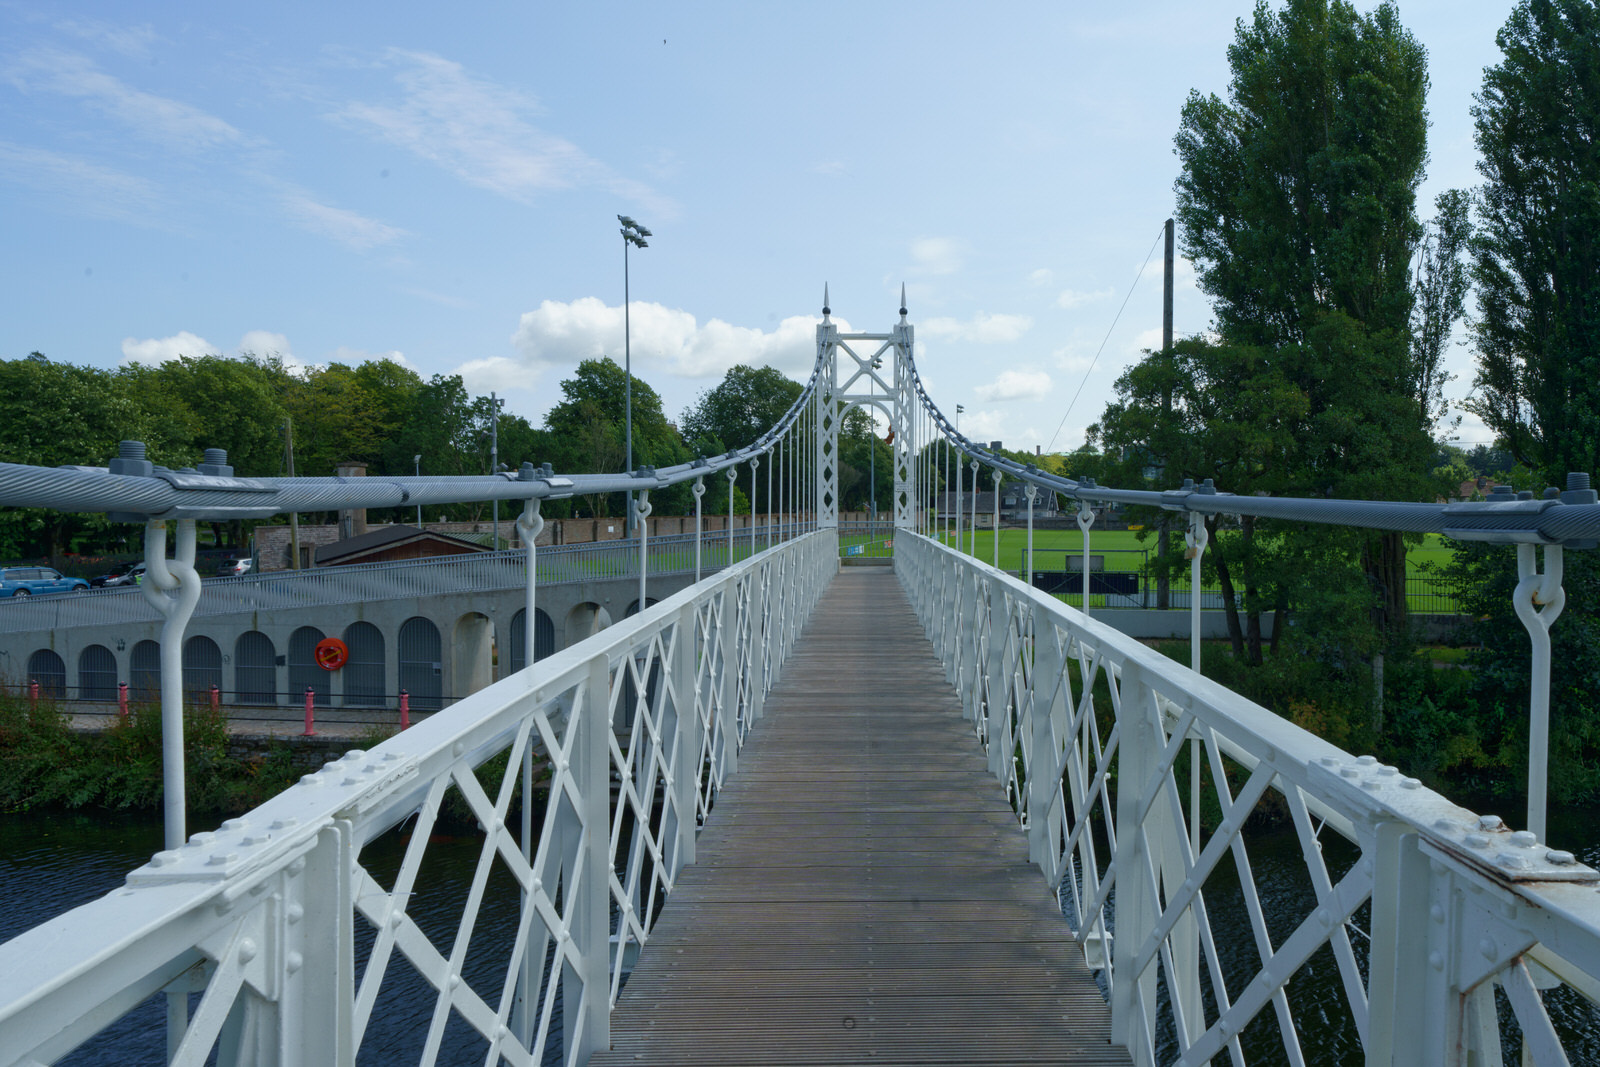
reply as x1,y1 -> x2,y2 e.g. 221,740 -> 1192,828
591,568 -> 1128,1066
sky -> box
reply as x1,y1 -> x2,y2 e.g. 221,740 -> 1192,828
1,1 -> 1516,469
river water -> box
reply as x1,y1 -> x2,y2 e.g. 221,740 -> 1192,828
4,805 -> 1600,1064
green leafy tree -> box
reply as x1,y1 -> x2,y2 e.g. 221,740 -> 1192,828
679,364 -> 804,514
1468,0 -> 1600,482
1092,337 -> 1308,661
543,358 -> 689,517
1452,0 -> 1600,805
1172,0 -> 1445,645
0,355 -> 188,557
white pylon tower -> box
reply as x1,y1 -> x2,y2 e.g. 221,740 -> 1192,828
814,286 -> 917,530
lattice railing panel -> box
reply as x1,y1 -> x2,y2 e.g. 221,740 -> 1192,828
895,530 -> 1600,1066
0,530 -> 836,1067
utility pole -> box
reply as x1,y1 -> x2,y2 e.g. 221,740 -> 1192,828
490,391 -> 505,550
285,417 -> 300,570
1157,217 -> 1175,610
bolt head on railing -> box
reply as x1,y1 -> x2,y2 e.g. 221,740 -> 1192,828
1561,472 -> 1597,506
197,449 -> 233,478
108,440 -> 153,478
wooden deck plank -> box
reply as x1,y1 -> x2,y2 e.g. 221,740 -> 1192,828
588,568 -> 1129,1066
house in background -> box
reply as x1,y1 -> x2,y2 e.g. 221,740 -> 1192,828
314,526 -> 491,567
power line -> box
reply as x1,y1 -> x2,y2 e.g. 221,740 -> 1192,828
1044,224 -> 1168,455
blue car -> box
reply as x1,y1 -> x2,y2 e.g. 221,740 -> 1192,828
0,566 -> 90,597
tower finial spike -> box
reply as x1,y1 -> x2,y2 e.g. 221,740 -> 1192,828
899,283 -> 908,320
822,283 -> 831,319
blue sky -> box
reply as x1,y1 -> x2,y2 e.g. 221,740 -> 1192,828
1,1 -> 1511,463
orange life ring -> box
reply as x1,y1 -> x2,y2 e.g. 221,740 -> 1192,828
314,637 -> 349,671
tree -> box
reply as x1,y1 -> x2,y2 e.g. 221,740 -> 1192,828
1172,0 -> 1443,647
1468,0 -> 1600,483
1453,0 -> 1600,806
679,365 -> 804,514
0,355 -> 190,557
1092,336 -> 1309,661
543,358 -> 689,517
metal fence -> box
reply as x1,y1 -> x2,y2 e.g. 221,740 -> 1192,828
896,531 -> 1600,1064
0,523 -> 814,637
0,529 -> 837,1067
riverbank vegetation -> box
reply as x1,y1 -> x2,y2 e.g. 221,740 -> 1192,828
0,695 -> 300,815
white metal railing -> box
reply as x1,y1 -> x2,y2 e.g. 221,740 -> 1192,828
896,531 -> 1600,1066
0,525 -> 811,637
0,530 -> 835,1067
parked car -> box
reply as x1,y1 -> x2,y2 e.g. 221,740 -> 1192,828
0,566 -> 89,597
223,557 -> 253,576
102,562 -> 147,587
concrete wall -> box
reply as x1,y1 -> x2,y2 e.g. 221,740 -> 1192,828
2,571 -> 700,710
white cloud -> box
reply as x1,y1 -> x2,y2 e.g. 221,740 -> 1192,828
511,297 -> 827,380
910,237 -> 962,275
1057,286 -> 1115,309
455,355 -> 532,395
0,141 -> 163,223
8,48 -> 245,152
1028,268 -> 1054,286
960,409 -> 1038,451
120,331 -> 219,366
333,50 -> 667,211
279,191 -> 407,251
975,368 -> 1053,402
236,330 -> 293,360
811,159 -> 847,175
921,311 -> 1033,344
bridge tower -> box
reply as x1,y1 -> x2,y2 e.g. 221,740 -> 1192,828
815,288 -> 917,530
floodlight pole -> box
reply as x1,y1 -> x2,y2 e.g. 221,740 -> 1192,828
619,215 -> 651,533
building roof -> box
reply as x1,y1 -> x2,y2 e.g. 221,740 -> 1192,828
314,525 -> 490,565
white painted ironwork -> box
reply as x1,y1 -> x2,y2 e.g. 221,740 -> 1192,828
0,530 -> 836,1067
897,530 -> 1600,1065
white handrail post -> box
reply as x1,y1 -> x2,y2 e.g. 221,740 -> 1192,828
1027,599 -> 1065,879
670,602 -> 700,875
636,491 -> 653,616
749,458 -> 759,559
1366,821 -> 1438,1064
1077,500 -> 1095,617
1025,484 -> 1037,588
954,449 -> 963,556
513,497 -> 544,1045
1514,542 -> 1564,841
969,459 -> 980,558
692,477 -> 705,582
570,651 -> 613,1062
992,469 -> 1002,569
1185,509 -> 1209,856
716,583 -> 740,780
726,468 -> 737,568
1110,661 -> 1158,1053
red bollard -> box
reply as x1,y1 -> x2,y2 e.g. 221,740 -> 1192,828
118,681 -> 129,719
210,684 -> 220,713
28,680 -> 38,709
303,686 -> 316,736
399,689 -> 410,731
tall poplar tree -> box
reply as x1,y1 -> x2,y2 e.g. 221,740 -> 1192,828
1469,0 -> 1600,483
1171,0 -> 1440,646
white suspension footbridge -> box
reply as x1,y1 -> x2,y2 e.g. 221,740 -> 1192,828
1,296 -> 1598,1065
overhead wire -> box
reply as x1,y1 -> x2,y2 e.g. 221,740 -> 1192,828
1044,224 -> 1168,455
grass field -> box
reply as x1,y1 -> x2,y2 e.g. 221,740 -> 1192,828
924,527 -> 1458,575
901,526 -> 1465,612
